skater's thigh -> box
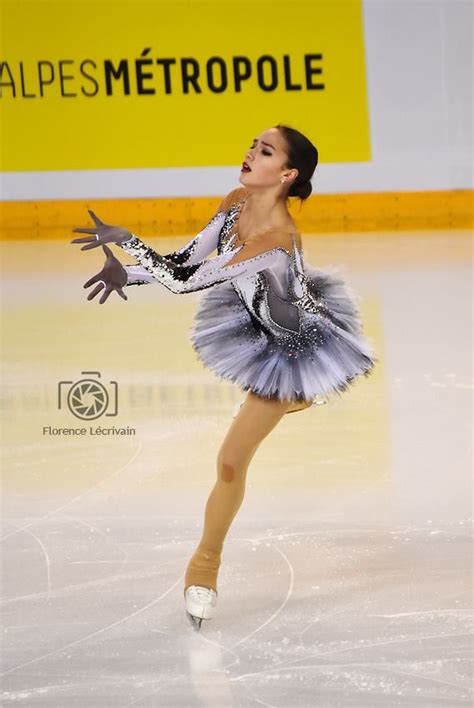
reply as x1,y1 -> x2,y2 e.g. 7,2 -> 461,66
217,392 -> 291,469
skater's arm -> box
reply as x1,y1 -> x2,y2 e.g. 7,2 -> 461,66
121,208 -> 226,287
117,230 -> 291,294
159,187 -> 245,265
121,188 -> 244,286
160,210 -> 226,265
122,264 -> 157,286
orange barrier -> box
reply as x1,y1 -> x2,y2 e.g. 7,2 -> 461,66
0,189 -> 472,240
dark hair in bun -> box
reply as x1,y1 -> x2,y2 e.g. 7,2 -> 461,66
274,123 -> 318,202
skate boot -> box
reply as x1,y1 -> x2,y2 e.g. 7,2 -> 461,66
184,585 -> 218,631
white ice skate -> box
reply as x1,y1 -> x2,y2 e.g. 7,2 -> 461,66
184,585 -> 218,630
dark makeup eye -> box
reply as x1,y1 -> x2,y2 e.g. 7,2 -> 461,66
249,143 -> 272,156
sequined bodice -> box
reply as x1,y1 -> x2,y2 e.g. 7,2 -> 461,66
217,197 -> 248,255
210,197 -> 325,337
121,192 -> 326,338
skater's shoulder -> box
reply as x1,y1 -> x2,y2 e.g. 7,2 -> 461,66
263,228 -> 303,256
218,187 -> 248,213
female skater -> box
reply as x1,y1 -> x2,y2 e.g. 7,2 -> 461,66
71,124 -> 377,630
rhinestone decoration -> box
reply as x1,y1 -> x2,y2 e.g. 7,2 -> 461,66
120,193 -> 377,401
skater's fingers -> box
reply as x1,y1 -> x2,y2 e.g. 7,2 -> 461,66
83,272 -> 101,288
99,285 -> 113,304
72,228 -> 98,235
80,241 -> 101,251
116,287 -> 128,301
102,244 -> 114,258
87,209 -> 105,226
71,236 -> 96,245
86,282 -> 105,300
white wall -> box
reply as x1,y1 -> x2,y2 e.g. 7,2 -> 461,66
1,0 -> 472,201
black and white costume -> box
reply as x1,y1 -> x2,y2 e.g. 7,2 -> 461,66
119,189 -> 377,402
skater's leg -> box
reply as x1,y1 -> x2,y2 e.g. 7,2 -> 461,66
184,392 -> 292,592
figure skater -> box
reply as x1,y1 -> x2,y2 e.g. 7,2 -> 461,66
71,124 -> 378,630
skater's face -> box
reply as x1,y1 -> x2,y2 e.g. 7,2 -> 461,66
240,128 -> 299,193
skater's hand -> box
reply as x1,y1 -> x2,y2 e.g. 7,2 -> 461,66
71,209 -> 132,250
83,245 -> 128,304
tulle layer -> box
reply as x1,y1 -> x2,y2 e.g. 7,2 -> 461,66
189,264 -> 378,403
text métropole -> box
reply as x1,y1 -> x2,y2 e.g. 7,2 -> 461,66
0,49 -> 324,98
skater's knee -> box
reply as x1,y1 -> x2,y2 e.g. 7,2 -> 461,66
216,449 -> 246,483
219,460 -> 235,482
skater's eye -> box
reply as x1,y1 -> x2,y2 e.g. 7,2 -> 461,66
249,143 -> 272,156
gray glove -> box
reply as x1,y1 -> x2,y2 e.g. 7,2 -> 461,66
71,209 -> 132,250
82,245 -> 128,304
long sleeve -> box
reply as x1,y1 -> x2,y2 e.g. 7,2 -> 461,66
123,208 -> 226,287
117,233 -> 289,294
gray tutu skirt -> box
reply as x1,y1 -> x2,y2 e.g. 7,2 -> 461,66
189,264 -> 378,403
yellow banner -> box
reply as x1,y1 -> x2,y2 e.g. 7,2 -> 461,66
0,0 -> 370,171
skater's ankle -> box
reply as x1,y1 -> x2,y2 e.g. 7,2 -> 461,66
184,547 -> 221,592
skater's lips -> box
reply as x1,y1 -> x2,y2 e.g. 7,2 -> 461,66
241,161 -> 252,171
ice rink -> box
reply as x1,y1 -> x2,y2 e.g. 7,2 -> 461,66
1,229 -> 472,706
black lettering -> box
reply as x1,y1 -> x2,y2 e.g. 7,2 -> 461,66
1,51 -> 326,101
232,56 -> 252,92
181,58 -> 201,94
283,55 -> 302,91
19,61 -> 36,98
257,55 -> 278,92
37,61 -> 55,97
156,58 -> 176,94
59,60 -> 76,97
207,57 -> 227,93
305,54 -> 324,90
80,60 -> 99,96
0,62 -> 16,97
136,47 -> 155,95
104,59 -> 130,95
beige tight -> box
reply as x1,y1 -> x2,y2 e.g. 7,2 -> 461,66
184,392 -> 313,592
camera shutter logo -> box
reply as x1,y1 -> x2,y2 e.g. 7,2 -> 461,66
58,371 -> 118,420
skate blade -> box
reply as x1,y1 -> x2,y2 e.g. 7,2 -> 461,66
186,611 -> 203,631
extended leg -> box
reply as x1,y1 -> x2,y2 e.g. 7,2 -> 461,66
184,392 -> 292,592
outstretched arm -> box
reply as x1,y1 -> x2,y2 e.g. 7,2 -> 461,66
120,188 -> 246,286
117,232 -> 289,294
123,208 -> 227,286
161,210 -> 227,265
71,189 -> 245,288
